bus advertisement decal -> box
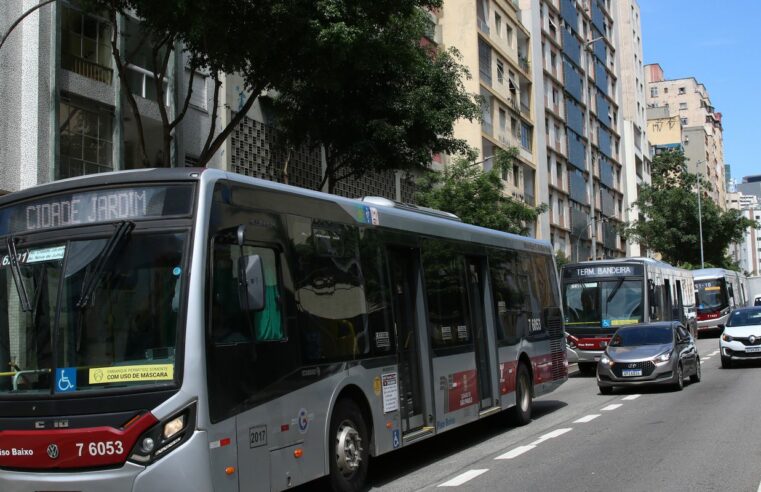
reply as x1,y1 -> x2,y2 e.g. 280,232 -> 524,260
382,372 -> 399,413
88,364 -> 174,384
446,370 -> 479,412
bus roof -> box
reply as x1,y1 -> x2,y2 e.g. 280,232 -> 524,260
693,268 -> 744,281
0,168 -> 553,256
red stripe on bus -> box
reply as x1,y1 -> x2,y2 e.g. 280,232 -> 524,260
0,412 -> 157,470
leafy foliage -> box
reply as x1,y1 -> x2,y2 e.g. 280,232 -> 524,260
620,150 -> 756,268
415,148 -> 547,236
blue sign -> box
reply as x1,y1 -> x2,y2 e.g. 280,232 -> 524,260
55,367 -> 77,393
392,429 -> 400,449
601,319 -> 612,328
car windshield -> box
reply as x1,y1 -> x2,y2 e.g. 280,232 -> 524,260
0,231 -> 186,395
727,309 -> 761,327
609,326 -> 673,346
564,279 -> 644,327
695,279 -> 727,313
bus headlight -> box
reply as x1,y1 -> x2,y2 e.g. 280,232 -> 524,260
129,403 -> 196,465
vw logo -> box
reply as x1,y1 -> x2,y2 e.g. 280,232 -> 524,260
46,444 -> 59,460
750,335 -> 757,344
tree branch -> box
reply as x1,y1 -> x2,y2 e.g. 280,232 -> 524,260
199,85 -> 260,167
168,56 -> 197,132
0,0 -> 56,54
200,72 -> 222,160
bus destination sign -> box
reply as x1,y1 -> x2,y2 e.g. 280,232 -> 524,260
0,185 -> 193,235
566,264 -> 644,279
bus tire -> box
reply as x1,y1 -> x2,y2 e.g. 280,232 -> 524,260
329,398 -> 369,492
510,363 -> 532,426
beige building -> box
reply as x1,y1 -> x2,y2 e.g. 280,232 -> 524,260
439,0 -> 539,235
645,63 -> 726,209
646,105 -> 684,150
614,0 -> 650,257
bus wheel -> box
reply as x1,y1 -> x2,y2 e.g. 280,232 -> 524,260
329,399 -> 369,492
510,363 -> 532,426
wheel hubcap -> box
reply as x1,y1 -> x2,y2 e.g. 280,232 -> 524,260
335,420 -> 363,478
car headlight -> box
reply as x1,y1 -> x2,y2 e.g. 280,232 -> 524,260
600,354 -> 612,366
721,333 -> 733,342
654,351 -> 671,364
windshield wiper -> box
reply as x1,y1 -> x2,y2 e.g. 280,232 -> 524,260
606,277 -> 626,305
6,236 -> 32,312
76,221 -> 134,309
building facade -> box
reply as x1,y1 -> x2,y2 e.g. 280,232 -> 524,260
520,0 -> 625,261
614,0 -> 650,257
644,63 -> 726,209
438,0 -> 540,235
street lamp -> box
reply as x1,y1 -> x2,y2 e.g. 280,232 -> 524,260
695,159 -> 706,269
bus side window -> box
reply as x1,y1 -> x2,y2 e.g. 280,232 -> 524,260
489,250 -> 521,346
359,230 -> 395,355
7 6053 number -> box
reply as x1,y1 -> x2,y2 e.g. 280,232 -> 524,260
75,441 -> 124,457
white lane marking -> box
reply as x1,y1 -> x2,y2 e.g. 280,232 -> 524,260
703,357 -> 711,361
574,414 -> 601,423
438,469 -> 489,487
495,445 -> 536,460
602,404 -> 623,411
529,427 -> 573,445
711,351 -> 719,355
622,394 -> 641,401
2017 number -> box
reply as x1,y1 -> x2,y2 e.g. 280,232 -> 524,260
75,440 -> 124,457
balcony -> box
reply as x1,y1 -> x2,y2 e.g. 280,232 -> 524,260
62,54 -> 113,85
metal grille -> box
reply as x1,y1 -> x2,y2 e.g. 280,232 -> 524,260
612,361 -> 655,377
550,338 -> 567,380
736,337 -> 761,346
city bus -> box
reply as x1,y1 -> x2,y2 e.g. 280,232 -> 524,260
561,258 -> 696,374
694,268 -> 748,332
0,168 -> 566,491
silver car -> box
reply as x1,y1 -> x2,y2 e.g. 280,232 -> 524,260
597,322 -> 701,394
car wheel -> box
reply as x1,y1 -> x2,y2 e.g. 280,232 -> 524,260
673,362 -> 684,391
721,356 -> 732,369
510,363 -> 532,426
329,399 -> 369,492
578,362 -> 596,376
599,385 -> 613,395
690,358 -> 701,383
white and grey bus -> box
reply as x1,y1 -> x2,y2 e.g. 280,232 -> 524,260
694,268 -> 748,332
0,169 -> 566,491
561,258 -> 697,374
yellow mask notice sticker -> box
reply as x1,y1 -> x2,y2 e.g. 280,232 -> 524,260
611,319 -> 640,326
89,364 -> 174,384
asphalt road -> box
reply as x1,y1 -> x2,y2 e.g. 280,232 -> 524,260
358,334 -> 761,492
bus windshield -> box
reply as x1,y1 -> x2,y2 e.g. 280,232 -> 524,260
564,279 -> 644,327
695,279 -> 727,314
0,231 -> 186,395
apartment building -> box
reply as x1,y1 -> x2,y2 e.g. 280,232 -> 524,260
646,105 -> 684,152
645,63 -> 726,209
439,0 -> 539,235
0,1 -> 220,195
520,0 -> 625,260
614,0 -> 650,257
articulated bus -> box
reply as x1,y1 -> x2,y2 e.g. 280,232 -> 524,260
561,258 -> 696,374
0,169 -> 566,491
694,268 -> 748,332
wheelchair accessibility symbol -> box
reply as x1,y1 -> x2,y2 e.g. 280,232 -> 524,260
55,368 -> 77,393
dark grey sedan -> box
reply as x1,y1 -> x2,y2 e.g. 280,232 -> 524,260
597,322 -> 701,394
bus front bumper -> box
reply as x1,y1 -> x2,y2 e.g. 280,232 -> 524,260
697,312 -> 730,331
0,430 -> 213,492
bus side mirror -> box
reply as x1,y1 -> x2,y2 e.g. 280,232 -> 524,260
238,255 -> 266,312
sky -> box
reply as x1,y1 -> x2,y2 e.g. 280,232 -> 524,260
639,0 -> 761,184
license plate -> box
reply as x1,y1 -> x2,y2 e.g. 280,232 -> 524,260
746,346 -> 761,353
621,369 -> 642,377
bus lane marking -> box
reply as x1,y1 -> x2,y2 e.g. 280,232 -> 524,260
621,394 -> 641,401
495,445 -> 536,460
601,404 -> 622,411
438,469 -> 489,487
574,414 -> 601,423
533,427 -> 573,443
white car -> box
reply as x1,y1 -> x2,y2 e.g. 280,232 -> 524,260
720,307 -> 761,368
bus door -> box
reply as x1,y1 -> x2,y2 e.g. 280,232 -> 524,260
387,247 -> 425,432
465,256 -> 494,410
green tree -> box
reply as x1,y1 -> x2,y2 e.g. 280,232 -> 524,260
81,0 -> 478,189
415,148 -> 547,236
620,150 -> 756,268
